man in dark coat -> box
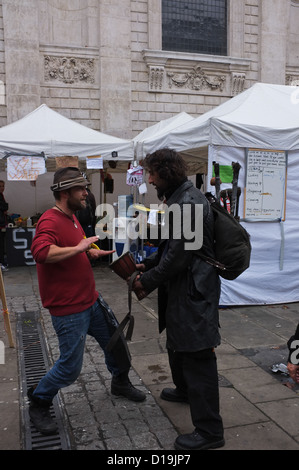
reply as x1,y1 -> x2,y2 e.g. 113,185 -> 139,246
133,148 -> 224,450
287,323 -> 299,383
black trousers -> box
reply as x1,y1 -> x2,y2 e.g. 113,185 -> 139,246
167,348 -> 224,439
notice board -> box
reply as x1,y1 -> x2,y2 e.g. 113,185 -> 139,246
244,149 -> 287,221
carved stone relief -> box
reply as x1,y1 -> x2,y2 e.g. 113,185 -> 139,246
167,66 -> 226,92
44,55 -> 95,85
231,73 -> 246,95
144,50 -> 249,96
148,64 -> 246,96
286,75 -> 299,86
149,66 -> 164,91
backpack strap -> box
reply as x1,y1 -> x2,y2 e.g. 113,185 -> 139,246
195,251 -> 226,272
196,194 -> 226,272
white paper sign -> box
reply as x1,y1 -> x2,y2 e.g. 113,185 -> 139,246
138,182 -> 147,194
7,156 -> 46,181
147,209 -> 158,225
244,149 -> 287,220
86,155 -> 103,169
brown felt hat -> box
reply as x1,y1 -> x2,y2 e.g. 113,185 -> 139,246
50,167 -> 90,191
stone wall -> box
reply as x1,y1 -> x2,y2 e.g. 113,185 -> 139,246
0,0 -> 298,136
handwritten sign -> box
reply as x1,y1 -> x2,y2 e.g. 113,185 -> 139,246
244,149 -> 287,220
86,155 -> 103,169
7,156 -> 46,181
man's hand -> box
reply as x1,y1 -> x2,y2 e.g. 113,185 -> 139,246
87,248 -> 115,259
136,263 -> 146,272
130,274 -> 148,300
287,362 -> 299,383
79,236 -> 100,253
46,236 -> 109,263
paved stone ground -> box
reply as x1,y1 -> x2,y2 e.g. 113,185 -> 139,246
1,265 -> 299,452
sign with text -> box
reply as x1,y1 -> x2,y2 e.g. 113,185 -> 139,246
7,156 -> 46,181
86,155 -> 103,169
6,227 -> 36,266
244,149 -> 287,221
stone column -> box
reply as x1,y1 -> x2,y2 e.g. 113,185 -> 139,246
2,0 -> 40,123
259,0 -> 290,84
229,0 -> 245,58
148,0 -> 162,50
98,0 -> 132,138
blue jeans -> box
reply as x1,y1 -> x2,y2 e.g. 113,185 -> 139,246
33,299 -> 121,402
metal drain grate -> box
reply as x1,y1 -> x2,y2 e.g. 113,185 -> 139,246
17,311 -> 71,450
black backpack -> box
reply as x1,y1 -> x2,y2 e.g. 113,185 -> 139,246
198,194 -> 251,280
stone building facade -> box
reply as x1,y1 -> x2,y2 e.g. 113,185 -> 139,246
0,0 -> 299,139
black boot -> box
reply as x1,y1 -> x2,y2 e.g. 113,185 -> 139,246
160,387 -> 189,403
111,372 -> 146,402
174,430 -> 225,450
27,386 -> 58,436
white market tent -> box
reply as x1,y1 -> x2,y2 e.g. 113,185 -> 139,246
138,83 -> 299,156
133,112 -> 194,160
0,104 -> 134,160
0,104 -> 135,216
143,83 -> 299,306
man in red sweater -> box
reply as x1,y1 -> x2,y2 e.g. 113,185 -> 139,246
29,167 -> 146,436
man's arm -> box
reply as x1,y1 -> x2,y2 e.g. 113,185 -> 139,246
45,236 -> 100,263
139,238 -> 192,293
31,213 -> 114,264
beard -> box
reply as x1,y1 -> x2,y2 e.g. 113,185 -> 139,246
156,186 -> 166,201
67,197 -> 86,212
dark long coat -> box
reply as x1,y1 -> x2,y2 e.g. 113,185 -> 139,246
141,180 -> 221,352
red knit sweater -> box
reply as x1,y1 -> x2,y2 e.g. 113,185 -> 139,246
31,208 -> 98,316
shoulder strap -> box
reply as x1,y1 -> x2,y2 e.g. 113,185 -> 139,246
105,271 -> 139,352
195,251 -> 226,272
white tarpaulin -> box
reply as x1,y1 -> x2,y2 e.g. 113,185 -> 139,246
146,83 -> 299,306
133,111 -> 207,174
207,145 -> 299,306
151,83 -> 299,153
0,104 -> 134,160
133,112 -> 194,160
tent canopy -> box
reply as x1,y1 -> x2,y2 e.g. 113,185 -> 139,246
145,83 -> 299,158
132,111 -> 211,174
133,112 -> 194,159
0,104 -> 134,160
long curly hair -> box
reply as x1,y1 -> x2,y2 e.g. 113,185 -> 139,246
143,148 -> 187,186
